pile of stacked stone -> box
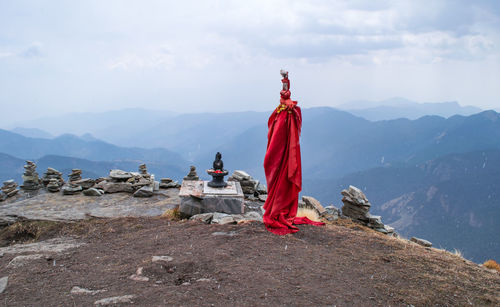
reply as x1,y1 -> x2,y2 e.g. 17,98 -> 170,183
46,178 -> 61,193
41,168 -> 64,188
21,161 -> 41,191
341,185 -> 395,235
68,169 -> 82,182
1,180 -> 19,200
183,166 -> 199,181
159,178 -> 180,189
228,170 -> 267,199
94,169 -> 135,194
138,164 -> 150,178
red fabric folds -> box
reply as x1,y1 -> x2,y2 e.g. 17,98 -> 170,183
263,104 -> 325,235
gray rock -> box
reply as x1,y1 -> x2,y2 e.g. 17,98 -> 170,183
62,184 -> 83,195
302,195 -> 326,215
212,231 -> 238,237
152,255 -> 173,262
0,276 -> 7,294
410,237 -> 432,247
0,192 -> 6,202
190,213 -> 214,224
7,254 -> 46,268
83,188 -> 103,196
133,186 -> 153,198
231,170 -> 251,181
70,286 -> 106,295
94,295 -> 136,306
160,181 -> 180,189
211,212 -> 236,225
46,178 -> 61,193
109,169 -> 133,181
368,215 -> 384,228
258,194 -> 267,202
73,178 -> 95,189
256,182 -> 267,194
102,182 -> 134,193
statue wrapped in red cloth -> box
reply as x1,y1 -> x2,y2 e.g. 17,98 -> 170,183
262,70 -> 325,235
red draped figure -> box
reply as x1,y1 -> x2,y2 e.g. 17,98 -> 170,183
263,70 -> 325,235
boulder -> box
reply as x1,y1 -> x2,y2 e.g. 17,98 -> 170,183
102,182 -> 134,194
133,186 -> 153,198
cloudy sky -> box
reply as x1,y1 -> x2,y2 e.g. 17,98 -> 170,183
1,0 -> 499,124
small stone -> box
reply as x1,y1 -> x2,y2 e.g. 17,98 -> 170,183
181,282 -> 191,286
152,255 -> 173,263
94,295 -> 136,305
83,188 -> 103,196
196,278 -> 212,282
231,170 -> 251,181
212,231 -> 238,236
256,182 -> 267,194
211,213 -> 235,225
258,194 -> 267,202
0,276 -> 8,294
410,237 -> 432,247
70,286 -> 106,295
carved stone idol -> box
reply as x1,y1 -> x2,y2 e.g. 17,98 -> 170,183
207,152 -> 228,188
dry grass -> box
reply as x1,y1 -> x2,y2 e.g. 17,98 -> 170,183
483,260 -> 500,273
296,207 -> 320,221
161,206 -> 182,220
0,220 -> 63,246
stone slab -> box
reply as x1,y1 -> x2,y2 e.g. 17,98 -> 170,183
179,196 -> 244,216
203,181 -> 239,195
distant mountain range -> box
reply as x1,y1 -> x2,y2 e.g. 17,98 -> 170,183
305,149 -> 500,263
337,97 -> 482,121
1,107 -> 499,262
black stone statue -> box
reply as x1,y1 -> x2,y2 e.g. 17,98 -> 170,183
207,152 -> 228,188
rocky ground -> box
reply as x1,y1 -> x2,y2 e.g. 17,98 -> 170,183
0,217 -> 498,306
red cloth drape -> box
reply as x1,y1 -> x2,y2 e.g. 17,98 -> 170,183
263,104 -> 325,235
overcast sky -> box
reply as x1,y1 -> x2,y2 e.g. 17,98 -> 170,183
1,0 -> 499,125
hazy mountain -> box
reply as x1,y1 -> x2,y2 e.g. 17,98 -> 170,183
0,129 -> 188,175
7,108 -> 178,136
304,149 -> 500,262
10,127 -> 53,139
337,98 -> 482,121
198,108 -> 500,182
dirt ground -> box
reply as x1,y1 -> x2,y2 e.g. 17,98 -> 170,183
0,217 -> 499,306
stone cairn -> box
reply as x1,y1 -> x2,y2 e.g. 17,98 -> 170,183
159,178 -> 180,189
341,185 -> 395,235
68,169 -> 82,182
41,168 -> 65,192
138,164 -> 149,178
228,170 -> 267,200
1,180 -> 19,201
21,161 -> 41,191
183,166 -> 199,181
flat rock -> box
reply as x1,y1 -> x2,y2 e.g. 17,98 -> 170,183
7,254 -> 46,268
410,237 -> 432,247
211,212 -> 236,225
0,237 -> 84,255
94,295 -> 136,305
190,213 -> 214,224
0,276 -> 7,294
231,170 -> 251,181
62,184 -> 82,195
109,169 -> 133,181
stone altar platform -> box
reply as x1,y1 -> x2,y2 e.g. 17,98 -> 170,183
179,180 -> 244,216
